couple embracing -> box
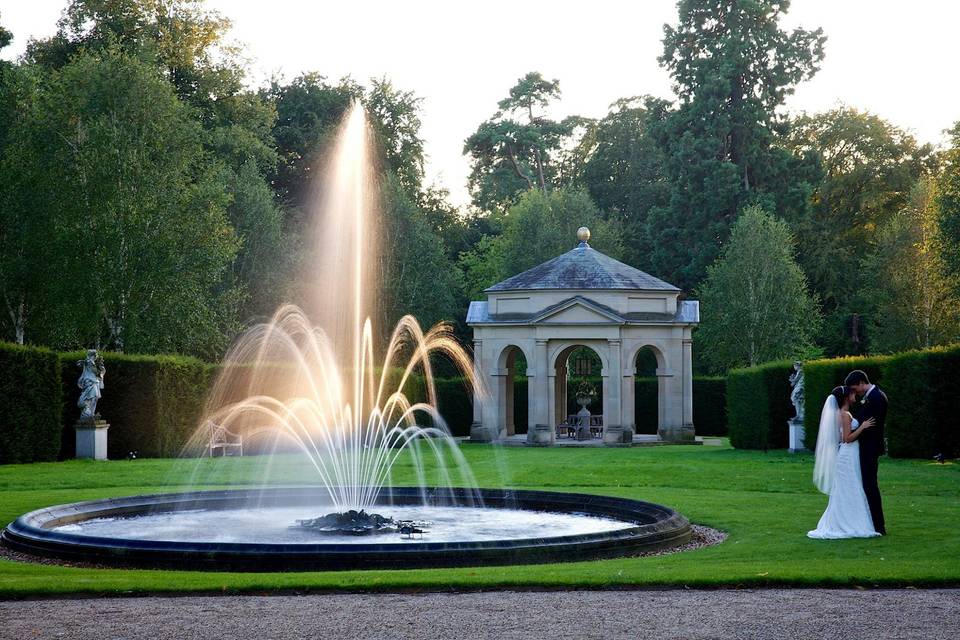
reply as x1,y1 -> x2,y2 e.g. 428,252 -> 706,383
808,370 -> 887,539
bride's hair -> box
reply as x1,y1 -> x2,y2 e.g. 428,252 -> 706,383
831,385 -> 850,408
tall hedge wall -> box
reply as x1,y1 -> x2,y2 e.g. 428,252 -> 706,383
693,377 -> 727,436
635,377 -> 727,436
60,352 -> 211,459
726,361 -> 794,449
803,345 -> 960,458
0,343 -> 62,464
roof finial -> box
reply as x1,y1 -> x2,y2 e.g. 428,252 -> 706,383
576,226 -> 591,247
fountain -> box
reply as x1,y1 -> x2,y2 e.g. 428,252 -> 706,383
2,104 -> 691,571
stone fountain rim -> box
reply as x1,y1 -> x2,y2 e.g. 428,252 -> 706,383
1,487 -> 691,572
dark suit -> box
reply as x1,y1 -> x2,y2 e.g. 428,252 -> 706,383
854,386 -> 887,534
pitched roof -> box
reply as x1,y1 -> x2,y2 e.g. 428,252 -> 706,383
485,242 -> 679,292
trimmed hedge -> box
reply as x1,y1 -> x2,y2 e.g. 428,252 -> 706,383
803,344 -> 960,458
693,377 -> 727,436
635,377 -> 727,436
0,342 -> 62,463
727,361 -> 794,450
635,377 -> 658,434
60,352 -> 212,459
802,354 -> 889,452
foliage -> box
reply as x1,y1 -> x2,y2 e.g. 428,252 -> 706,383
692,376 -> 727,436
696,206 -> 822,372
224,160 -> 290,321
376,177 -> 462,337
786,108 -> 937,355
862,178 -> 960,352
265,72 -> 359,210
938,122 -> 960,294
570,97 -> 671,267
635,376 -> 727,436
59,351 -> 212,459
464,72 -> 586,212
0,343 -> 62,464
647,0 -> 825,290
12,50 -> 240,356
458,189 -> 625,300
726,360 -> 794,450
0,63 -> 55,346
802,345 -> 960,458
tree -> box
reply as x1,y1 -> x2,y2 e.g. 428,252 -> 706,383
224,160 -> 289,322
458,189 -> 625,300
0,13 -> 11,52
862,179 -> 960,352
570,96 -> 671,267
464,72 -> 584,212
265,73 -> 360,210
366,78 -> 425,198
28,0 -> 287,332
648,0 -> 826,290
376,177 -> 462,336
786,108 -> 936,354
0,66 -> 55,345
938,122 -> 960,294
5,50 -> 239,356
696,205 -> 821,372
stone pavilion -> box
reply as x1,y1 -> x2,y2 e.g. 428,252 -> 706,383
466,227 -> 699,445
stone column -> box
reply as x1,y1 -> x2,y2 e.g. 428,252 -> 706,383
603,339 -> 627,445
528,339 -> 554,445
681,338 -> 695,441
469,340 -> 496,442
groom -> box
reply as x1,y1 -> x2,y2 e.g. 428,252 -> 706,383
845,370 -> 887,535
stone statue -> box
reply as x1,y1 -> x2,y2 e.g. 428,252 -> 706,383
77,349 -> 106,422
789,361 -> 804,421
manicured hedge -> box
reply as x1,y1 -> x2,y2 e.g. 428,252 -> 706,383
0,342 -> 62,464
60,352 -> 212,459
802,354 -> 889,452
635,377 -> 658,434
803,345 -> 960,458
727,360 -> 794,450
634,377 -> 727,436
693,376 -> 727,436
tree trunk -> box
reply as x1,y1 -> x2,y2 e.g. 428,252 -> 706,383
535,147 -> 548,193
507,151 -> 536,190
14,298 -> 24,345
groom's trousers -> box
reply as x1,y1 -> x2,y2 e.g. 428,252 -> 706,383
860,454 -> 886,534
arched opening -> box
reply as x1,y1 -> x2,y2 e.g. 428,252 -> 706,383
634,345 -> 664,435
499,346 -> 528,436
554,345 -> 604,438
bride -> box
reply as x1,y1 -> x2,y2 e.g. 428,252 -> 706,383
808,385 -> 880,539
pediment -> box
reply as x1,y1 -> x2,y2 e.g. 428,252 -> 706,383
532,297 -> 624,325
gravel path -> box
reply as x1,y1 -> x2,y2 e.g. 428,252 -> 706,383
1,589 -> 957,639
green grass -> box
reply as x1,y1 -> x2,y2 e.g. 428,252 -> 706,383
1,442 -> 958,596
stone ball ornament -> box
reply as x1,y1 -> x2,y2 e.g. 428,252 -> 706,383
577,226 -> 591,244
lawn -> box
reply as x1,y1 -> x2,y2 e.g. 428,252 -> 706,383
0,442 -> 958,597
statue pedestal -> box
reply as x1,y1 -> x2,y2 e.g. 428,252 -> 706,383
75,420 -> 109,460
788,418 -> 806,453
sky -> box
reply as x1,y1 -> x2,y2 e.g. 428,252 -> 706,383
3,0 -> 959,207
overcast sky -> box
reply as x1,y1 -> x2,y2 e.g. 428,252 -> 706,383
3,0 -> 959,206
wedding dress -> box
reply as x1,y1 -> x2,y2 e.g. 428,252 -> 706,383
808,398 -> 880,539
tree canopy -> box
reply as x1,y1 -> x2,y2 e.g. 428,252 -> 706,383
0,0 -> 957,371
696,206 -> 822,372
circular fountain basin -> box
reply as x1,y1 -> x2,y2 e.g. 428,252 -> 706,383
2,487 -> 691,571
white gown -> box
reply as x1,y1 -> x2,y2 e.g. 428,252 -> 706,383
808,417 -> 880,539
